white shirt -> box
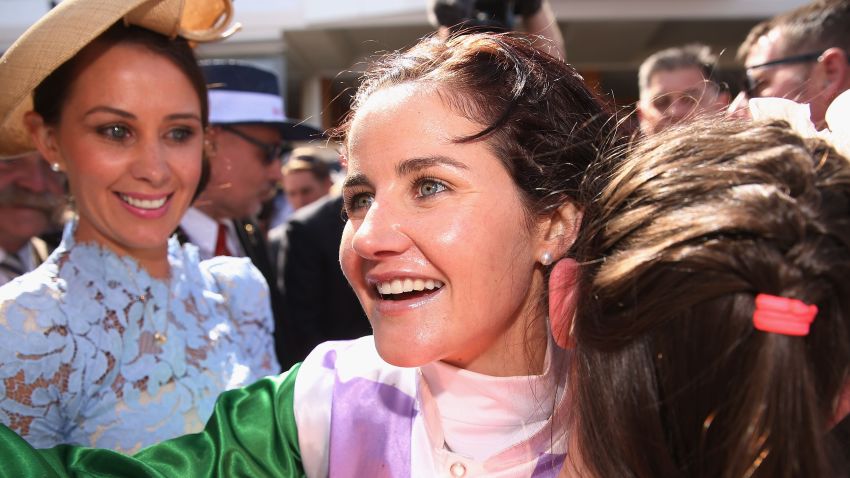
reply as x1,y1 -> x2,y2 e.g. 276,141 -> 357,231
179,207 -> 243,260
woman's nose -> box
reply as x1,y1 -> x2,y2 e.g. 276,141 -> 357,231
129,138 -> 172,187
349,200 -> 411,260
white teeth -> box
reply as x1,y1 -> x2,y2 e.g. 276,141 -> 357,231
121,194 -> 166,210
376,277 -> 444,297
391,279 -> 403,294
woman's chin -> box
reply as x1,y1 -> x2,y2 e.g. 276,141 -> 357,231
373,338 -> 439,369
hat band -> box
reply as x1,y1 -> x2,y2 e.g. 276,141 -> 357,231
208,90 -> 287,124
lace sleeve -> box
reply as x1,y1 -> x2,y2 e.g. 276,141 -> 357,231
0,273 -> 76,448
203,257 -> 280,378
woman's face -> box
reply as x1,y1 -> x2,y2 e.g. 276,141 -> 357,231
340,83 -> 548,376
36,41 -> 203,259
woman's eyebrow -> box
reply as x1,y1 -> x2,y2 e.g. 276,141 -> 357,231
166,113 -> 202,122
84,106 -> 135,118
342,173 -> 371,190
396,155 -> 468,177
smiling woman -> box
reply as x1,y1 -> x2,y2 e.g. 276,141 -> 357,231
300,32 -> 615,475
29,38 -> 204,275
0,0 -> 278,452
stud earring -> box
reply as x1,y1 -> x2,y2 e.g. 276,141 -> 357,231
540,251 -> 553,266
50,163 -> 61,172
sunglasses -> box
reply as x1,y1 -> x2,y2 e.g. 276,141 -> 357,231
220,125 -> 287,165
740,50 -> 824,99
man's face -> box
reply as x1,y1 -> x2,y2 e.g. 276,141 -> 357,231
729,28 -> 828,125
639,66 -> 727,135
744,32 -> 813,100
0,152 -> 64,252
196,124 -> 284,220
283,169 -> 331,211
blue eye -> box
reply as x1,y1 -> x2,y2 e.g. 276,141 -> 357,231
167,127 -> 195,142
353,193 -> 373,209
417,178 -> 447,197
344,192 -> 374,218
100,124 -> 130,140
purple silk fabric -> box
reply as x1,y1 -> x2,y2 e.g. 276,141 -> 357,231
531,453 -> 566,477
325,349 -> 417,477
318,345 -> 566,477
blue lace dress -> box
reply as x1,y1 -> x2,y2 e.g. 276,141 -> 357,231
0,220 -> 279,452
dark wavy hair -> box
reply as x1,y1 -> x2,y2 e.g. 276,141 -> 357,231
338,32 -> 616,224
569,119 -> 850,477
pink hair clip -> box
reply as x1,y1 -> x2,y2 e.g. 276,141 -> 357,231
753,293 -> 818,336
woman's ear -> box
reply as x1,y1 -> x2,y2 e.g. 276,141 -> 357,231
24,111 -> 64,170
537,202 -> 583,349
537,201 -> 583,262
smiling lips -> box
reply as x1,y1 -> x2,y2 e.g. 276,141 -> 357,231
376,277 -> 444,300
120,193 -> 168,209
118,192 -> 171,218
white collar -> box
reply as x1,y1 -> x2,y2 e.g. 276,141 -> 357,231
180,207 -> 241,259
418,338 -> 569,461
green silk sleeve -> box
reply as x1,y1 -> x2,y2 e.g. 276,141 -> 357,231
0,364 -> 305,478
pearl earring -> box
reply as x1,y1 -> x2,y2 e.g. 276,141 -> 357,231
50,163 -> 61,172
540,251 -> 553,266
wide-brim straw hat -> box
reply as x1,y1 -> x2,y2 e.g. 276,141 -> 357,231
0,0 -> 239,159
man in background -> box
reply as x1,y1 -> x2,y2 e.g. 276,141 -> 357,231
0,152 -> 64,285
268,147 -> 368,369
729,0 -> 849,128
281,147 -> 334,212
637,44 -> 730,135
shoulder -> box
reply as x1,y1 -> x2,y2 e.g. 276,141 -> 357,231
0,255 -> 63,307
289,195 -> 344,230
293,337 -> 417,477
0,257 -> 71,400
194,256 -> 272,327
199,255 -> 268,293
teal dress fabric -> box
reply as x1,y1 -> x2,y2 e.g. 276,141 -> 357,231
0,220 -> 280,452
0,367 -> 304,478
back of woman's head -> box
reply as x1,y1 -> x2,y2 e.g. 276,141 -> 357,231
571,120 -> 850,477
342,32 -> 615,218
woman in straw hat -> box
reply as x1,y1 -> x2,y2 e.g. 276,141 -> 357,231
0,0 -> 278,452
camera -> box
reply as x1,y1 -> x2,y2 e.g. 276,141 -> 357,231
428,0 -> 543,34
